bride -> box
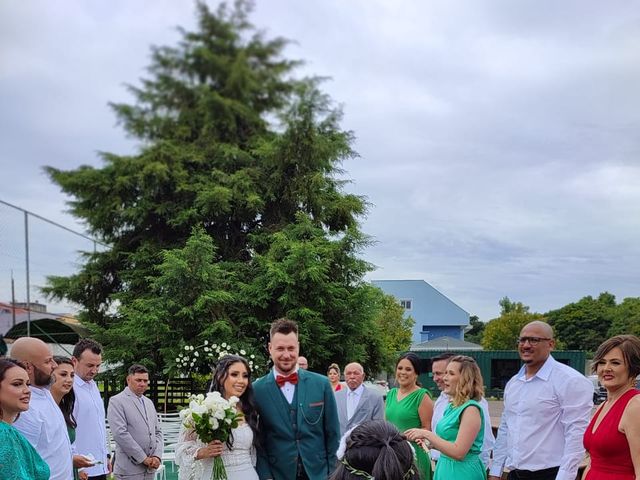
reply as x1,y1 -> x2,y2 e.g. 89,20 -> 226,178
175,355 -> 260,480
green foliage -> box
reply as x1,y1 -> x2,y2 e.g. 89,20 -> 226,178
499,297 -> 530,314
464,315 -> 485,345
607,297 -> 640,337
368,289 -> 414,374
546,292 -> 616,352
482,299 -> 545,350
43,1 -> 385,376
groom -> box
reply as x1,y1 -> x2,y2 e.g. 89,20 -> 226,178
254,318 -> 340,480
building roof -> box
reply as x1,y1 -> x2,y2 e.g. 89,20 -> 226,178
410,336 -> 483,351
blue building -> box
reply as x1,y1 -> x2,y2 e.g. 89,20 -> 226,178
371,280 -> 470,344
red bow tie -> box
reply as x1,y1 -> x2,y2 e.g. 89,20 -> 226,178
276,372 -> 299,387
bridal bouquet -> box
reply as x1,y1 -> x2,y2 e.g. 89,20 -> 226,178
180,391 -> 243,480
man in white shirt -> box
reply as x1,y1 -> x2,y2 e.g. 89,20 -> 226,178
489,321 -> 593,480
335,362 -> 384,436
72,338 -> 110,480
11,337 -> 75,480
430,352 -> 495,468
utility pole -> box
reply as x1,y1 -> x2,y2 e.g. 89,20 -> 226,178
11,271 -> 16,327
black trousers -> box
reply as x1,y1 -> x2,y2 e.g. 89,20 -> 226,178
88,476 -> 108,480
296,457 -> 309,480
507,467 -> 559,480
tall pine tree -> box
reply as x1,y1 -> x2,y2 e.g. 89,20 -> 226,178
44,1 -> 393,373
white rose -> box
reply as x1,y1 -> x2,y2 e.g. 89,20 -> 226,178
208,391 -> 223,400
184,346 -> 190,351
204,340 -> 209,345
209,417 -> 219,430
190,402 -> 207,416
214,408 -> 225,420
228,396 -> 240,406
221,343 -> 227,348
240,349 -> 246,355
194,351 -> 199,357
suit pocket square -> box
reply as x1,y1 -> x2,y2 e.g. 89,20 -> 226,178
309,401 -> 324,407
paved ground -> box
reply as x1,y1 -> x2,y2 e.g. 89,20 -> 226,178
488,399 -> 504,429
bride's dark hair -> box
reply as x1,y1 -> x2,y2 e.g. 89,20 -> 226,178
209,354 -> 260,449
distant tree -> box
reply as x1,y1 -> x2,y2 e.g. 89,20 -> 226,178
370,291 -> 414,374
483,299 -> 545,350
42,1 -> 381,373
546,292 -> 615,352
499,296 -> 530,314
607,297 -> 640,338
464,315 -> 485,345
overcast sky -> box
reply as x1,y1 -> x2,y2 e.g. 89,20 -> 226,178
1,1 -> 639,321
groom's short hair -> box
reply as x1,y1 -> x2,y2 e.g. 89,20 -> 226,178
270,318 -> 298,338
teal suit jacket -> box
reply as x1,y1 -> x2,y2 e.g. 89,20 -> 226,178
254,369 -> 340,480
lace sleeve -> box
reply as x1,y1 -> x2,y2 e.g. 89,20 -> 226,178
175,424 -> 206,480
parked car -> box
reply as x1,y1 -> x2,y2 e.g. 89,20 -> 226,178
588,375 -> 607,404
364,380 -> 389,399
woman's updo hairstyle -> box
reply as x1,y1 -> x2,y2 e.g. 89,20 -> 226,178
331,420 -> 419,480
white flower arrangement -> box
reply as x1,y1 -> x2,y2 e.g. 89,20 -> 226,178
180,391 -> 242,480
172,340 -> 267,377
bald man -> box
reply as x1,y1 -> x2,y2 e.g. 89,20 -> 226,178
12,337 -> 75,480
334,362 -> 384,436
297,356 -> 309,370
489,321 -> 593,480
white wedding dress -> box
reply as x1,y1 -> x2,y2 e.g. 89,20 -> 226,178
175,423 -> 259,480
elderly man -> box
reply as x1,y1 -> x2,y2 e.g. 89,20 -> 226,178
297,355 -> 309,370
72,338 -> 110,480
334,362 -> 384,436
11,337 -> 76,480
430,352 -> 495,468
489,321 -> 593,480
107,364 -> 163,480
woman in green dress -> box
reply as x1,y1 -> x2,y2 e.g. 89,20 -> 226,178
51,356 -> 88,480
0,358 -> 50,479
385,352 -> 434,480
406,355 -> 486,480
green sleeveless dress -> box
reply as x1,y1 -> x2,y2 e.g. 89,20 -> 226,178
0,421 -> 50,480
433,399 -> 486,480
385,387 -> 433,480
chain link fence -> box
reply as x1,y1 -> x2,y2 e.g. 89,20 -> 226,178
0,199 -> 103,352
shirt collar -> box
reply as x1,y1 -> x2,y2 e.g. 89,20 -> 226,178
516,354 -> 555,381
272,366 -> 300,379
74,375 -> 94,387
30,385 -> 48,396
349,384 -> 365,396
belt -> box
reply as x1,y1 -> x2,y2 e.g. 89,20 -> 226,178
511,466 -> 559,479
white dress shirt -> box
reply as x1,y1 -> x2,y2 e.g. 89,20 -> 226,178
346,384 -> 365,420
272,367 -> 299,404
430,391 -> 495,467
73,375 -> 109,476
489,355 -> 593,480
13,386 -> 74,480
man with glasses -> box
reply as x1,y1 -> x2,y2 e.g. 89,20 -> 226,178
489,321 -> 592,480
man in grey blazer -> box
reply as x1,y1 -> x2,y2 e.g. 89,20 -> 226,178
335,362 -> 384,436
107,364 -> 163,479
